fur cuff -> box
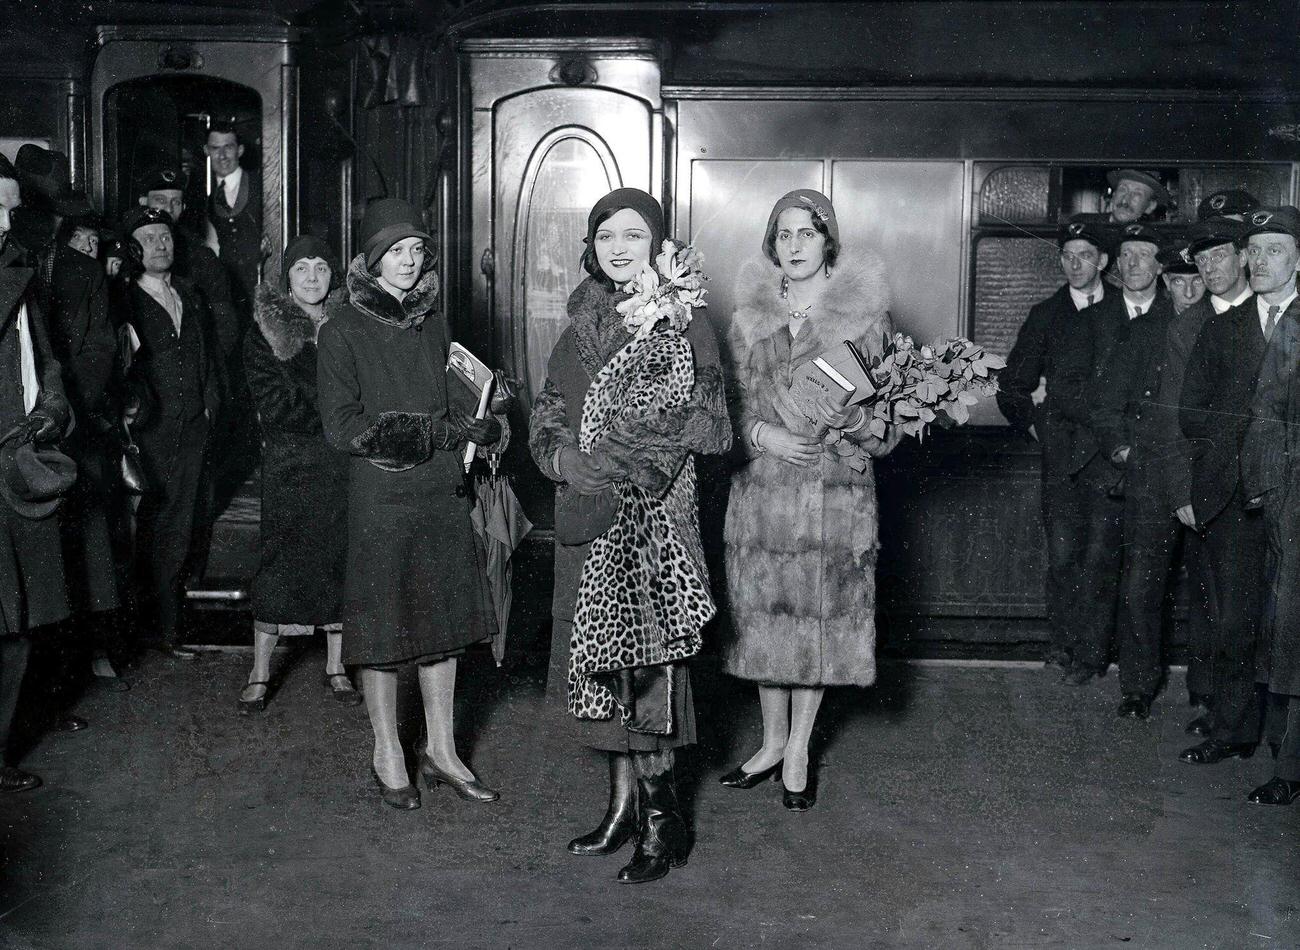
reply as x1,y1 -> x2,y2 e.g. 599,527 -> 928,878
350,411 -> 434,471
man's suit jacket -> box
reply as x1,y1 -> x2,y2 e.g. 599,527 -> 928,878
997,285 -> 1103,477
1180,297 -> 1272,525
207,169 -> 261,309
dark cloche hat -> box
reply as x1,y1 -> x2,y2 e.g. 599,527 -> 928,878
1196,189 -> 1259,221
1117,221 -> 1162,247
1057,215 -> 1110,253
1243,206 -> 1300,242
1106,168 -> 1171,207
1187,218 -> 1244,255
358,198 -> 432,270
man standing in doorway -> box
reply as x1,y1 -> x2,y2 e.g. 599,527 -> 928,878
204,123 -> 262,317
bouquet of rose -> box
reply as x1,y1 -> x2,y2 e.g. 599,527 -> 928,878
615,240 -> 708,336
852,333 -> 1005,442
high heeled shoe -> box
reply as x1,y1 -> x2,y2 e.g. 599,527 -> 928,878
781,767 -> 818,811
371,767 -> 420,810
417,753 -> 499,803
237,680 -> 269,715
718,759 -> 783,789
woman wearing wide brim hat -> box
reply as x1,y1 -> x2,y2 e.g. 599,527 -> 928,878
237,235 -> 357,713
317,198 -> 511,810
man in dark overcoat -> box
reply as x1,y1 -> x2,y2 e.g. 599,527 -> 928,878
121,207 -> 221,660
1090,224 -> 1176,717
0,156 -> 75,792
1240,207 -> 1300,805
1164,217 -> 1254,734
1180,208 -> 1291,765
998,217 -> 1113,675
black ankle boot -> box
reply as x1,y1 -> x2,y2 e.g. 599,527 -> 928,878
568,752 -> 637,856
617,766 -> 688,884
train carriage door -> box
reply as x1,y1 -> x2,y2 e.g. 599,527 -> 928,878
461,39 -> 663,404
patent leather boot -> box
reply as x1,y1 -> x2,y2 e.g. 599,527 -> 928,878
617,766 -> 688,884
569,752 -> 637,856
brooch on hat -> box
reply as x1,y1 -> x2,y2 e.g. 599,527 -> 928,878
1252,211 -> 1273,226
1125,224 -> 1143,235
1180,248 -> 1193,265
1068,222 -> 1084,235
797,195 -> 830,222
1209,194 -> 1226,211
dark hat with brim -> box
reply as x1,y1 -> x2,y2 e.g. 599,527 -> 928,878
1107,168 -> 1171,207
1057,215 -> 1110,253
359,198 -> 432,270
1187,218 -> 1244,255
1117,221 -> 1162,248
1243,206 -> 1300,243
1197,189 -> 1259,221
1157,241 -> 1198,273
0,440 -> 77,519
136,164 -> 185,196
13,144 -> 71,208
120,205 -> 174,240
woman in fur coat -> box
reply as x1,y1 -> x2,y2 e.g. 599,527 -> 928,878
720,189 -> 901,810
237,236 -> 356,713
529,188 -> 732,884
318,200 -> 509,811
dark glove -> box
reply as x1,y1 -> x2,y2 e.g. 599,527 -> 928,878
489,370 -> 520,414
453,410 -> 502,448
23,411 -> 59,445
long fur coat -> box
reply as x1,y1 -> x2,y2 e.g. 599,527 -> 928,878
721,253 -> 893,687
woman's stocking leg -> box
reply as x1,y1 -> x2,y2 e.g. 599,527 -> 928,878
740,685 -> 790,773
361,667 -> 407,789
783,686 -> 825,793
417,658 -> 474,781
324,631 -> 346,679
240,626 -> 278,703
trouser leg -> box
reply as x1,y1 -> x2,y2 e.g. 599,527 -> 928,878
1118,489 -> 1179,698
0,634 -> 31,761
1204,504 -> 1267,744
1182,529 -> 1214,701
1273,695 -> 1300,782
1072,464 -> 1124,672
1042,473 -> 1087,659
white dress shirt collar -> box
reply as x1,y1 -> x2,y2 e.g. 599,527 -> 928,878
1258,288 -> 1298,336
1068,284 -> 1103,311
1210,286 -> 1253,314
138,272 -> 183,335
217,166 -> 243,207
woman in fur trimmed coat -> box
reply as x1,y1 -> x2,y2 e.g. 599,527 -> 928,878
719,189 -> 901,810
529,188 -> 732,884
237,236 -> 355,713
317,199 -> 509,811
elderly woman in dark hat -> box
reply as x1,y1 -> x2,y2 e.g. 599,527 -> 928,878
238,236 -> 357,712
317,199 -> 509,810
720,188 -> 900,811
528,187 -> 732,884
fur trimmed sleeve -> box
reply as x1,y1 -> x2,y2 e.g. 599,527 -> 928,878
528,375 -> 576,482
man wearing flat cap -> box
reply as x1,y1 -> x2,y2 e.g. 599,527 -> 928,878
1181,208 -> 1297,769
1166,217 -> 1254,737
0,155 -> 76,793
1106,169 -> 1169,225
1238,207 -> 1300,804
121,206 -> 222,660
1088,223 -> 1177,717
999,216 -> 1115,676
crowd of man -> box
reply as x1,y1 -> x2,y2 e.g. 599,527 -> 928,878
0,124 -> 261,793
1000,169 -> 1300,808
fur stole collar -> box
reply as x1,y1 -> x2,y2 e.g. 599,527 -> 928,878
566,276 -> 633,379
254,283 -> 342,361
729,252 -> 892,353
344,253 -> 438,330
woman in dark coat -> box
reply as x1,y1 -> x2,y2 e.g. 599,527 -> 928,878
720,190 -> 900,811
237,236 -> 356,712
317,199 -> 506,811
528,188 -> 732,883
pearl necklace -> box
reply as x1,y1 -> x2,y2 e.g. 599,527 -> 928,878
781,277 -> 814,320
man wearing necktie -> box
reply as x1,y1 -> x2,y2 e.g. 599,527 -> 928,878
121,207 -> 221,660
997,217 -> 1113,675
1178,207 -> 1297,765
1086,223 -> 1176,712
204,123 -> 262,317
1238,207 -> 1300,805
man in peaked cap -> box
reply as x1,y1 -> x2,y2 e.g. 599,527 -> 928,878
1106,169 -> 1170,225
1196,189 -> 1259,223
1166,216 -> 1254,736
1087,222 -> 1178,716
999,216 -> 1114,674
1158,241 -> 1205,317
1180,208 -> 1298,768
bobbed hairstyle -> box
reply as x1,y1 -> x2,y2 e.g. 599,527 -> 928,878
762,209 -> 840,270
0,155 -> 17,185
580,206 -> 622,292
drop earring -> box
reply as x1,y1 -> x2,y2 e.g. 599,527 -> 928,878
780,275 -> 789,299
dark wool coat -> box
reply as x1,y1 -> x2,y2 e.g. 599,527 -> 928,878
0,242 -> 72,633
528,276 -> 732,751
317,256 -> 496,667
996,285 -> 1104,477
1242,301 -> 1300,697
245,283 -> 349,624
1159,295 -> 1223,512
42,246 -> 122,613
721,254 -> 893,687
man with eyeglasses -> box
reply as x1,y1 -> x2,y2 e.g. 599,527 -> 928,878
999,217 -> 1113,676
1178,209 -> 1290,767
1163,218 -> 1253,734
1087,223 -> 1176,715
1238,207 -> 1300,805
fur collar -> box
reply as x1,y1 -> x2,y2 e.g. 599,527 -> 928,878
253,283 -> 340,361
567,276 -> 632,379
729,252 -> 892,352
344,253 -> 438,330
